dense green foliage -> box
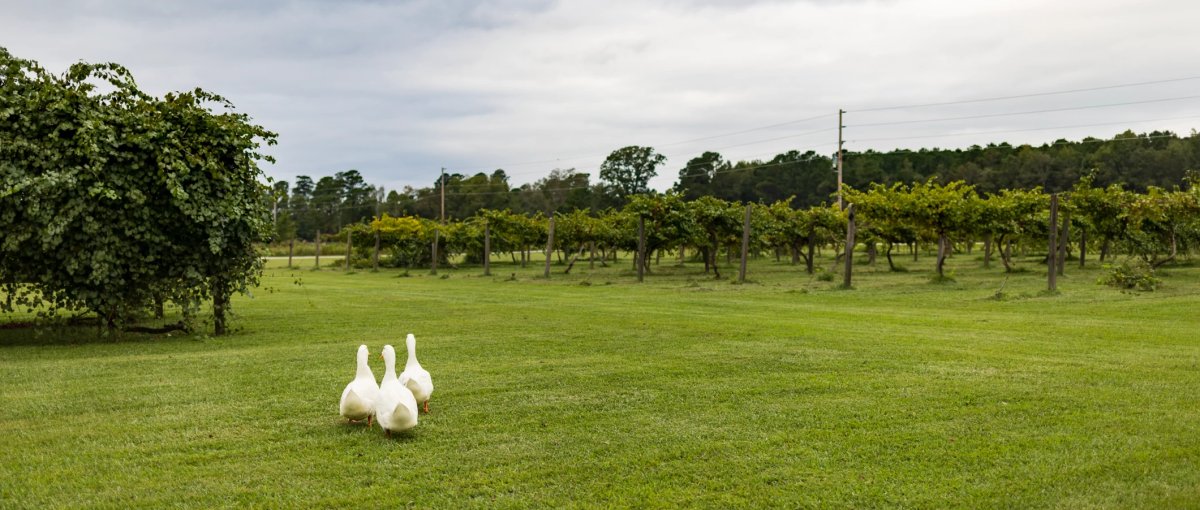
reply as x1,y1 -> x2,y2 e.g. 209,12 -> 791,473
273,131 -> 1200,243
311,177 -> 1199,289
0,48 -> 275,333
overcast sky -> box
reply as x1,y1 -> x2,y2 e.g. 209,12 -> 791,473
4,0 -> 1199,192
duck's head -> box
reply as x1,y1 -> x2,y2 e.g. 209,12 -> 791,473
381,344 -> 396,365
356,344 -> 369,362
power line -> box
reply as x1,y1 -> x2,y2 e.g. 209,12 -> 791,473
851,75 -> 1200,113
848,95 -> 1200,128
284,131 -> 1190,217
444,113 -> 837,176
850,114 -> 1200,144
441,126 -> 837,190
657,112 -> 835,148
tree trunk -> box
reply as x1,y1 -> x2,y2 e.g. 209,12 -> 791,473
1079,228 -> 1087,268
1004,239 -> 1014,272
843,204 -> 856,288
288,239 -> 294,268
1152,234 -> 1178,269
805,229 -> 816,274
564,245 -> 586,274
710,242 -> 722,280
739,204 -> 751,283
636,217 -> 646,282
315,234 -> 321,268
431,229 -> 439,275
544,214 -> 555,278
1048,194 -> 1058,292
885,242 -> 896,271
1057,211 -> 1069,277
983,235 -> 992,269
372,231 -> 380,271
213,279 -> 229,336
484,224 -> 491,276
935,234 -> 949,278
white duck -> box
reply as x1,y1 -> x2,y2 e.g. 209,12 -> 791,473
376,344 -> 419,435
339,345 -> 380,426
400,333 -> 434,413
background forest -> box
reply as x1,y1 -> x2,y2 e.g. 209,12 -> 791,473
273,130 -> 1199,241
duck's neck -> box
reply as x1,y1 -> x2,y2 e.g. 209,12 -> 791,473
383,354 -> 397,379
356,352 -> 374,379
406,336 -> 418,365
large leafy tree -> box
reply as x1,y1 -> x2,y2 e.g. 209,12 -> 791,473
903,180 -> 980,278
1122,187 -> 1200,268
687,196 -> 742,278
844,183 -> 920,272
975,188 -> 1048,272
0,48 -> 275,334
1069,175 -> 1133,263
600,146 -> 666,201
674,151 -> 727,201
623,193 -> 695,274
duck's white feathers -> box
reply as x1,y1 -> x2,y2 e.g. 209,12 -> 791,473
339,345 -> 379,422
400,333 -> 434,409
377,344 -> 419,433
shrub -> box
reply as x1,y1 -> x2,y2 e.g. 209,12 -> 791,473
1098,259 -> 1161,292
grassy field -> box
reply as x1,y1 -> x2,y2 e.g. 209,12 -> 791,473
2,251 -> 1200,508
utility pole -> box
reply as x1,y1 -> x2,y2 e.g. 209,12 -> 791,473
837,109 -> 845,209
432,168 -> 446,275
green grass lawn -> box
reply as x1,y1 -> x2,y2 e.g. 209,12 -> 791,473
2,251 -> 1199,508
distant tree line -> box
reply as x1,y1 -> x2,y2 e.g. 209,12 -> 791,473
320,177 -> 1199,291
269,130 -> 1200,243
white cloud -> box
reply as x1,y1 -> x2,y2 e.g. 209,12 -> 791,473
3,0 -> 1199,192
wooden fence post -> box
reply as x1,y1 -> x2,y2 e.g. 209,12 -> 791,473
1058,210 -> 1069,276
739,204 -> 751,283
484,222 -> 491,276
431,228 -> 439,275
372,230 -> 380,271
636,216 -> 646,282
345,230 -> 352,271
1079,227 -> 1087,268
844,203 -> 856,288
288,239 -> 294,268
1048,194 -> 1058,292
315,233 -> 321,269
544,214 -> 555,278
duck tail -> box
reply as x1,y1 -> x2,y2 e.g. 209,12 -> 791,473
340,388 -> 361,416
391,401 -> 418,429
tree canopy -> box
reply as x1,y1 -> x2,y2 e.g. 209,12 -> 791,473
0,48 -> 276,333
